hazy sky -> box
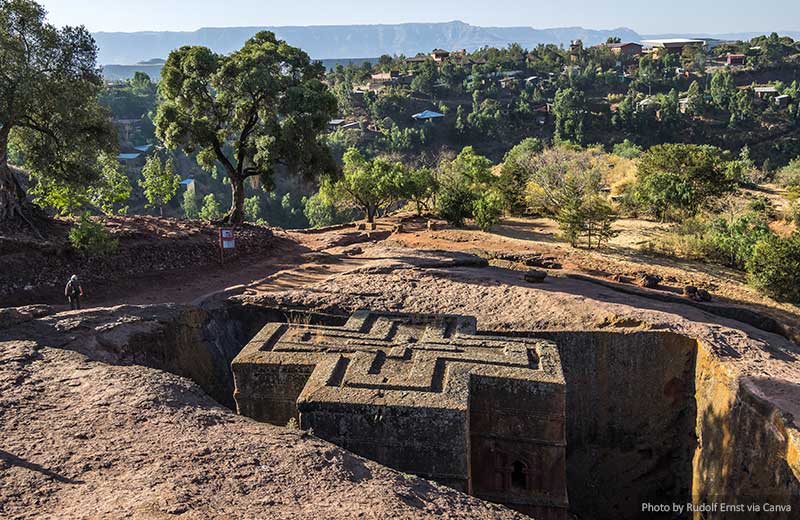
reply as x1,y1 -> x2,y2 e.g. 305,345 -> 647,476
39,0 -> 800,34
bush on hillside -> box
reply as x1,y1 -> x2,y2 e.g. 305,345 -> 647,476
646,210 -> 773,270
776,157 -> 800,194
437,181 -> 475,227
473,190 -> 504,232
746,233 -> 800,303
707,213 -> 773,270
633,144 -> 737,221
69,214 -> 119,257
199,194 -> 223,222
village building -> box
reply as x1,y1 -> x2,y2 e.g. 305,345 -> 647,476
370,71 -> 400,84
606,42 -> 643,58
412,110 -> 445,122
328,119 -> 360,131
642,38 -> 706,58
116,151 -> 145,172
404,55 -> 430,65
431,49 -> 451,62
775,94 -> 791,108
754,85 -> 779,98
726,53 -> 746,66
232,311 -> 569,520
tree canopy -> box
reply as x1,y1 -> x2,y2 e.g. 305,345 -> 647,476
634,143 -> 737,220
140,155 -> 180,216
553,87 -> 587,144
155,31 -> 338,224
322,148 -> 405,223
0,0 -> 116,225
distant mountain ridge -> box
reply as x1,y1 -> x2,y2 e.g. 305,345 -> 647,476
93,20 -> 641,65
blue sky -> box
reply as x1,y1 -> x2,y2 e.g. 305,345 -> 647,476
39,0 -> 800,34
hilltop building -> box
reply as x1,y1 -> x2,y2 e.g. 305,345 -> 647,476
642,38 -> 706,58
606,42 -> 643,58
726,53 -> 746,66
431,48 -> 451,62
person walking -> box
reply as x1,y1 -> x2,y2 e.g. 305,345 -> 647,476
65,275 -> 84,310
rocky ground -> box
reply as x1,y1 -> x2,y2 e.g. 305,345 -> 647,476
240,243 -> 800,394
0,305 -> 523,520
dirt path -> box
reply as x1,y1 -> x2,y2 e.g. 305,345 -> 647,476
87,229 -> 387,310
55,237 -> 308,310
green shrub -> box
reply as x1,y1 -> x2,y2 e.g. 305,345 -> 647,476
303,191 -> 356,228
776,158 -> 800,193
612,139 -> 643,159
69,214 -> 118,257
707,213 -> 772,270
746,233 -> 800,303
633,144 -> 737,221
437,181 -> 475,227
473,191 -> 504,231
182,190 -> 199,219
645,217 -> 716,261
647,212 -> 772,269
556,190 -> 619,248
199,194 -> 223,221
243,195 -> 263,223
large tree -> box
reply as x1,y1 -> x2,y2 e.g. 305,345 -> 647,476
0,0 -> 115,225
155,31 -> 338,224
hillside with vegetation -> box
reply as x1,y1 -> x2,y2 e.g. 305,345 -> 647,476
3,0 -> 800,310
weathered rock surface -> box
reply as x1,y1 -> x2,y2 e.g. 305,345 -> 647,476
524,269 -> 548,283
0,305 -> 524,520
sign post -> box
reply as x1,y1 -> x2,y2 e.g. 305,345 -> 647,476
219,228 -> 236,264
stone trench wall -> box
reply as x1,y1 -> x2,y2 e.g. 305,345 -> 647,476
535,330 -> 800,520
536,331 -> 698,520
120,303 -> 343,408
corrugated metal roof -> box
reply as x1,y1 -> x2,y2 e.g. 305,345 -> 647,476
412,110 -> 445,120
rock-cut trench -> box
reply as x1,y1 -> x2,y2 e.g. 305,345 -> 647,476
122,301 -> 800,520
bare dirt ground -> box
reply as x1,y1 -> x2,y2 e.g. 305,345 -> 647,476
6,212 -> 799,334
384,215 -> 800,338
0,218 -> 381,310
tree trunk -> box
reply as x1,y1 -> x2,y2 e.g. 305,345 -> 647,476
366,205 -> 375,224
0,126 -> 26,223
225,175 -> 246,225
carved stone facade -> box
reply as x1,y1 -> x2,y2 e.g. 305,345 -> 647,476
232,311 -> 568,519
